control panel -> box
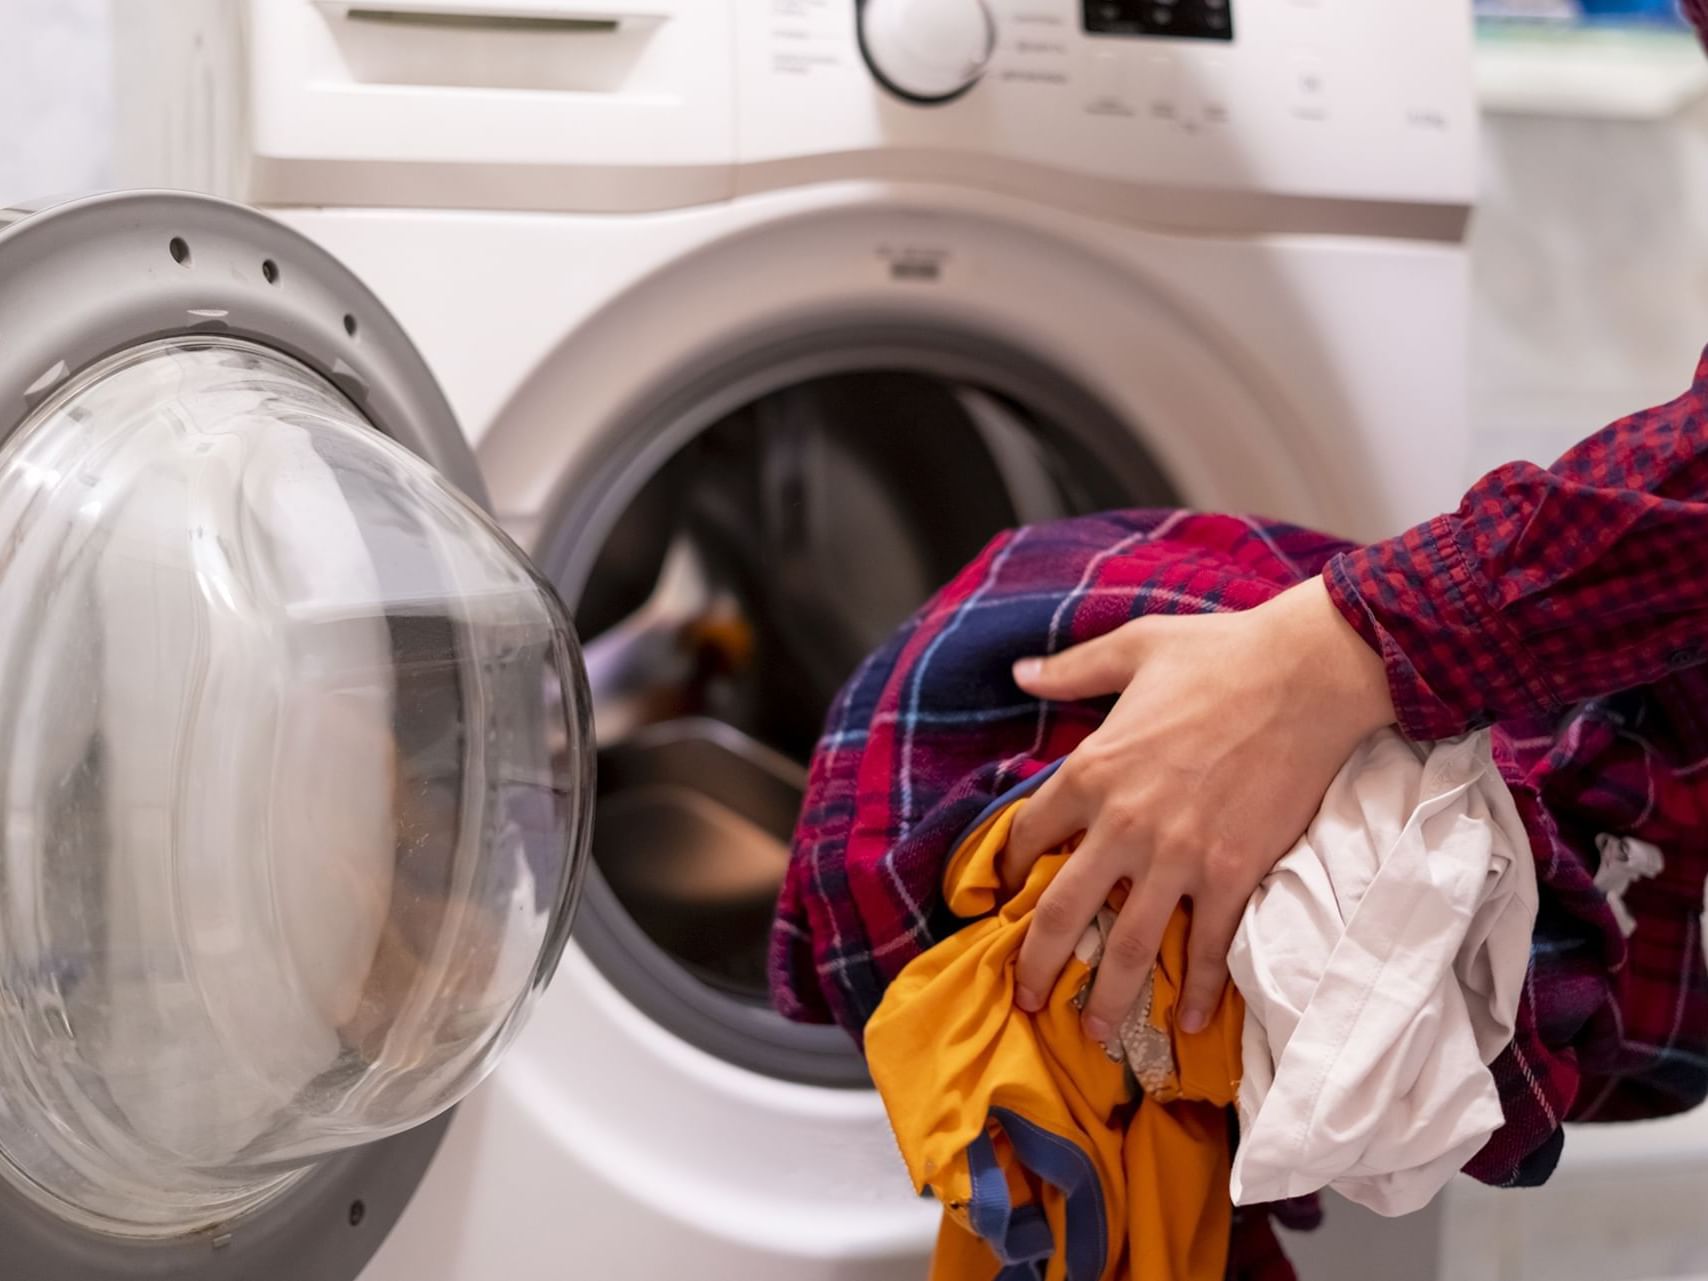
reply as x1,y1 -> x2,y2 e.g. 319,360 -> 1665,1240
158,0 -> 1475,224
742,0 -> 1477,225
1083,0 -> 1232,42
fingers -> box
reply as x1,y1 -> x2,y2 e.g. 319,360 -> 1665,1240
1080,879 -> 1182,1040
1013,847 -> 1117,1014
1002,766 -> 1088,889
1177,892 -> 1243,1035
1011,620 -> 1149,701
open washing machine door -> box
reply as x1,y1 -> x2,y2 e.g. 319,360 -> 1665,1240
0,192 -> 594,1278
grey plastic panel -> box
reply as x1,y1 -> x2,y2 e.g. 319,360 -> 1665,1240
0,190 -> 488,507
0,1114 -> 451,1281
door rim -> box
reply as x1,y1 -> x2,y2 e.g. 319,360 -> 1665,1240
538,316 -> 1180,1086
0,191 -> 493,1274
0,191 -> 485,507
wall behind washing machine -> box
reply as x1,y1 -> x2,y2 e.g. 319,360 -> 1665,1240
0,0 -> 112,198
1469,94 -> 1708,480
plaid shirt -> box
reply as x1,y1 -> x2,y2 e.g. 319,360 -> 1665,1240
769,512 -> 1344,1279
769,496 -> 1708,1199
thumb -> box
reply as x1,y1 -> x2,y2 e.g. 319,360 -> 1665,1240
1012,620 -> 1150,700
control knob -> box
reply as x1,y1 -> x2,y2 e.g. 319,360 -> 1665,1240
858,0 -> 997,104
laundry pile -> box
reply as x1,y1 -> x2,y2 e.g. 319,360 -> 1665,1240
864,794 -> 1254,1281
768,510 -> 1708,1281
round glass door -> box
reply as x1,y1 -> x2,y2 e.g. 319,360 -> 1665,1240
0,336 -> 592,1237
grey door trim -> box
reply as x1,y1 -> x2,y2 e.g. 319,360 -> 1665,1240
0,1114 -> 452,1281
0,190 -> 487,506
0,190 -> 486,1278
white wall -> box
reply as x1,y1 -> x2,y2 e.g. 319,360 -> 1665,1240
0,0 -> 113,200
1469,97 -> 1708,477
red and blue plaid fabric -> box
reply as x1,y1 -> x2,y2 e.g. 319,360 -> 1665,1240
1475,675 -> 1708,1184
769,511 -> 1340,1032
768,511 -> 1338,1280
767,509 -> 1708,1199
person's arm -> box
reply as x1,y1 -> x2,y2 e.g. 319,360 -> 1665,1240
1005,349 -> 1708,1042
1327,350 -> 1708,739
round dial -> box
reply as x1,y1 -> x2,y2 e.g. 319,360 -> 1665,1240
858,0 -> 997,104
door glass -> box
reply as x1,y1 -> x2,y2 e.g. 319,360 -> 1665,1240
0,338 -> 591,1236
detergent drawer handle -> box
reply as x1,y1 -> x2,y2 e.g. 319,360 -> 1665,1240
314,0 -> 673,32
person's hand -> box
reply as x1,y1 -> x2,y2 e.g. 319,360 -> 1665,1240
1006,576 -> 1395,1040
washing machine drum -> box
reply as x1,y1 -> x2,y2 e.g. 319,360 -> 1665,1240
0,194 -> 593,1273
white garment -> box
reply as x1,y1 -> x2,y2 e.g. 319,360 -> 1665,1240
1227,728 -> 1538,1218
1593,833 -> 1665,938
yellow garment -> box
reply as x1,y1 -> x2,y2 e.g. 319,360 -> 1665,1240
865,798 -> 1243,1281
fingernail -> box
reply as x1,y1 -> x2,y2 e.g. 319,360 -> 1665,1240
1083,1016 -> 1111,1043
1180,1008 -> 1208,1035
1016,985 -> 1042,1013
1012,658 -> 1043,683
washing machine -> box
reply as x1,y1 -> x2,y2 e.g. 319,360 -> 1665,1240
0,0 -> 1476,1278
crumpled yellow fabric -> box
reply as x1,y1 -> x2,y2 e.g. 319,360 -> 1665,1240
865,797 -> 1243,1281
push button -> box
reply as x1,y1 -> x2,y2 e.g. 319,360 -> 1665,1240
1091,48 -> 1121,94
1198,55 -> 1230,124
1295,55 -> 1325,97
1085,47 -> 1134,115
1145,52 -> 1179,121
1292,51 -> 1328,121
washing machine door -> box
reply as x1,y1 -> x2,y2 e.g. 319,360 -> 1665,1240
0,192 -> 594,1278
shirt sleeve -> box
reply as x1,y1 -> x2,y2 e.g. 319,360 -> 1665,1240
1325,348 -> 1708,742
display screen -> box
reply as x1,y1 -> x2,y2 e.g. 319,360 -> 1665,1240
1083,0 -> 1233,40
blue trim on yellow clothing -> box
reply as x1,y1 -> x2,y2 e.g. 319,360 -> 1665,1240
959,1108 -> 1108,1281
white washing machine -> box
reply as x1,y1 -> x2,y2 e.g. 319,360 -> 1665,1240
0,1 -> 1476,1278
